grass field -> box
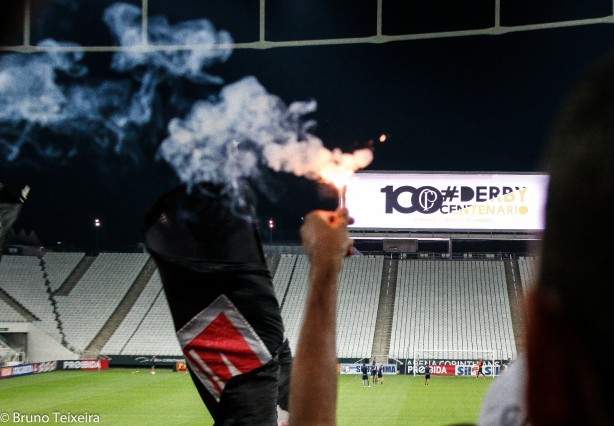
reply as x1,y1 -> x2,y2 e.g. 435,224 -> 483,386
0,368 -> 494,425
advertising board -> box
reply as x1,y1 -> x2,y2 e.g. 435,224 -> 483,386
347,172 -> 549,232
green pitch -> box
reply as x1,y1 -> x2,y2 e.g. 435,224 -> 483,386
337,374 -> 492,426
0,369 -> 493,425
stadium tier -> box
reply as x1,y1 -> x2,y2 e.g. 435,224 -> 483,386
0,251 -> 535,365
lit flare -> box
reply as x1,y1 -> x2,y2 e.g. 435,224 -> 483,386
318,147 -> 373,209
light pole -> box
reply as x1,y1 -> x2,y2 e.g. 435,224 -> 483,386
268,218 -> 274,244
94,218 -> 101,255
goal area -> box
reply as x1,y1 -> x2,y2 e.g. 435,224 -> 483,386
411,348 -> 497,377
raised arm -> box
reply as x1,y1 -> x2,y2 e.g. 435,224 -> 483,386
288,207 -> 354,426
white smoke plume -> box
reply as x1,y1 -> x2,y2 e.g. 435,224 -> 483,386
0,2 -> 231,164
1,2 -> 373,208
159,76 -> 373,206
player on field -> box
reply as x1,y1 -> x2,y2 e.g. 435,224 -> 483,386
476,358 -> 486,379
371,360 -> 378,384
361,362 -> 370,387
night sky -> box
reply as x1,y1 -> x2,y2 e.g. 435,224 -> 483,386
2,0 -> 614,252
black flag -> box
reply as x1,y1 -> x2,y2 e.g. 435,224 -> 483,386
143,183 -> 291,426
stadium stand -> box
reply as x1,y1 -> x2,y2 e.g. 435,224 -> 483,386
53,252 -> 150,352
278,255 -> 311,355
0,254 -> 64,341
39,251 -> 84,292
389,259 -> 517,362
272,253 -> 298,307
335,255 -> 383,359
100,270 -> 181,356
0,297 -> 25,322
117,287 -> 181,356
0,250 -> 538,364
276,254 -> 383,360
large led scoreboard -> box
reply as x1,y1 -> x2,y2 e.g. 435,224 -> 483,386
345,171 -> 549,245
